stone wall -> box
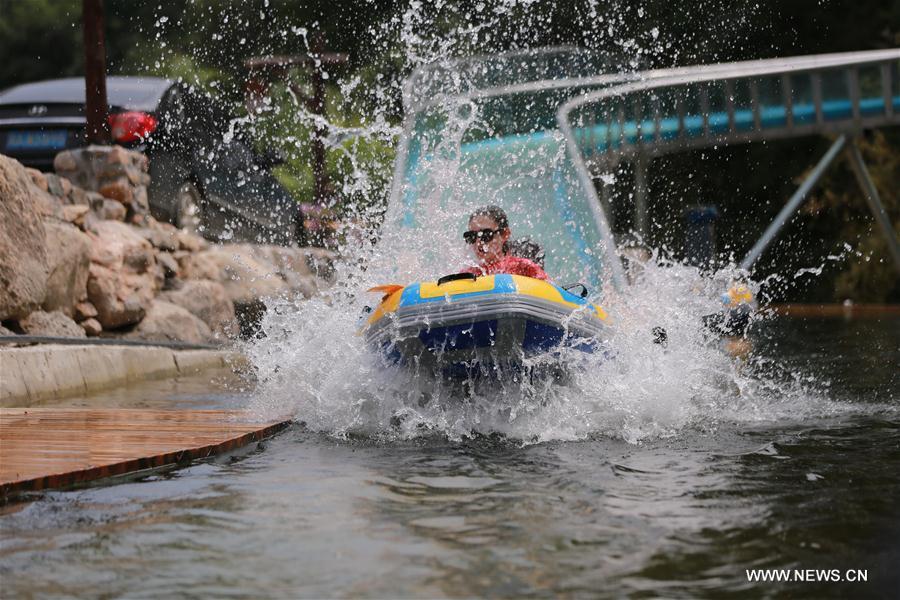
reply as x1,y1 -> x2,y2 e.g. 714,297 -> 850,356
53,145 -> 151,222
0,148 -> 333,344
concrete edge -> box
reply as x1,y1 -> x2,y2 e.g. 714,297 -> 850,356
0,344 -> 245,404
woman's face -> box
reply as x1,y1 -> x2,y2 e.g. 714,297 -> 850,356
468,214 -> 510,264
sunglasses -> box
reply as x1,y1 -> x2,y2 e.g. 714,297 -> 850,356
463,228 -> 501,244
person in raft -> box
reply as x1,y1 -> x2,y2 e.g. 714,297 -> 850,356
462,205 -> 550,281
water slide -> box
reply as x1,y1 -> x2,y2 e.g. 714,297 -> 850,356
384,48 -> 900,293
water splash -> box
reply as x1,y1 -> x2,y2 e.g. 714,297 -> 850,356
243,245 -> 868,445
127,1 -> 874,443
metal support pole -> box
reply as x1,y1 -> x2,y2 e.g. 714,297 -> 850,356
845,139 -> 900,275
82,0 -> 110,144
633,153 -> 649,240
740,135 -> 847,272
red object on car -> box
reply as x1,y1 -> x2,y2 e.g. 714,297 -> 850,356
108,111 -> 157,143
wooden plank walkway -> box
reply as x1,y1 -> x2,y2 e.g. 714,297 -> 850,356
0,408 -> 291,499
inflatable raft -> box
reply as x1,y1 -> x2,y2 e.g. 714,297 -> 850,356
362,273 -> 610,378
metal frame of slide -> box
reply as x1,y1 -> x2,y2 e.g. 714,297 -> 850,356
557,49 -> 900,274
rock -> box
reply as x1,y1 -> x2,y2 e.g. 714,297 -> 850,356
31,186 -> 64,218
25,167 -> 48,192
304,247 -> 337,282
53,150 -> 78,172
74,301 -> 98,321
87,220 -> 156,271
124,300 -> 212,344
86,191 -> 106,209
86,263 -> 151,329
0,324 -> 16,336
191,244 -> 291,305
69,186 -> 88,205
156,251 -> 180,279
99,180 -> 133,205
175,229 -> 207,252
106,145 -> 131,166
258,246 -> 313,278
160,279 -> 237,338
55,146 -> 150,215
134,152 -> 149,173
0,155 -> 49,320
138,224 -> 178,251
259,245 -> 328,297
124,165 -> 143,185
258,247 -> 320,298
80,318 -> 102,336
178,244 -> 328,305
99,199 -> 127,221
87,221 -> 164,330
130,213 -> 148,226
179,252 -> 222,281
19,310 -> 86,338
132,185 -> 149,212
59,176 -> 73,198
62,204 -> 90,224
42,222 -> 91,315
44,172 -> 65,197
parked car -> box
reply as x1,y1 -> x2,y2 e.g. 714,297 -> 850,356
0,76 -> 299,245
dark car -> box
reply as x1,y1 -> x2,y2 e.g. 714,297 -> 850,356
0,76 -> 299,245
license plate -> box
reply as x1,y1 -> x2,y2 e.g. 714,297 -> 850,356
5,130 -> 68,151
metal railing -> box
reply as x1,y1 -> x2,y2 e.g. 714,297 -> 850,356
557,49 -> 900,273
560,49 -> 900,166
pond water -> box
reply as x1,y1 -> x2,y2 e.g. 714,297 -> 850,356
1,315 -> 898,598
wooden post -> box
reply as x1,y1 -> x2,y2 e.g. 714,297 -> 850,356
83,0 -> 110,144
310,70 -> 328,205
244,39 -> 348,209
309,33 -> 329,207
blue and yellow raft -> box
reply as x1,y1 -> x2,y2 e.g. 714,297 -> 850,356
362,273 -> 609,377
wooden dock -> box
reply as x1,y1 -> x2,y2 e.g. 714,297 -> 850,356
0,408 -> 291,499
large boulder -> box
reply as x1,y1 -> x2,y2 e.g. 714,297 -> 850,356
159,279 -> 237,338
85,220 -> 161,329
0,155 -> 49,320
137,218 -> 180,252
180,244 -> 325,305
182,244 -> 292,305
86,263 -> 149,329
19,310 -> 85,338
42,222 -> 91,315
255,245 -> 312,278
87,220 -> 157,272
123,300 -> 212,344
178,251 -> 222,281
175,229 -> 207,252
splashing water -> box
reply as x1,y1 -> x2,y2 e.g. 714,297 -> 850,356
245,236 -> 868,444
221,2 -> 873,443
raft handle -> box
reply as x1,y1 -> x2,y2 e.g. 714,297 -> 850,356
563,283 -> 589,298
437,272 -> 477,286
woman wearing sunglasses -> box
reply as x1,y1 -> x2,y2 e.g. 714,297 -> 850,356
462,205 -> 550,281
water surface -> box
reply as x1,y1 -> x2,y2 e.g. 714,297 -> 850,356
1,316 -> 898,598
